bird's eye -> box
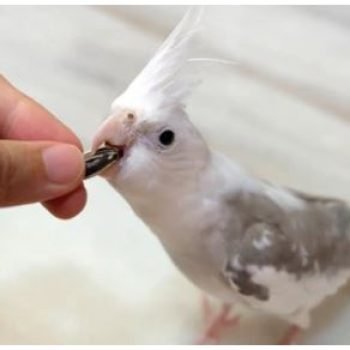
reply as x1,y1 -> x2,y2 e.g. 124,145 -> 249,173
159,129 -> 175,147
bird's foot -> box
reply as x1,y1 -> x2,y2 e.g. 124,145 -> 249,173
196,298 -> 240,344
278,325 -> 301,345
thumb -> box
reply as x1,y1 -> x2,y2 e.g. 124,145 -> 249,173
0,140 -> 84,207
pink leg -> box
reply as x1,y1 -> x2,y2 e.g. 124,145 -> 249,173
278,325 -> 301,345
201,295 -> 214,322
197,301 -> 240,344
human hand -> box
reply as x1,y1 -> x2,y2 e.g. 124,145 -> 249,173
0,75 -> 86,219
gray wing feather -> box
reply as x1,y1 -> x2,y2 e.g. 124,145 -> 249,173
221,187 -> 350,301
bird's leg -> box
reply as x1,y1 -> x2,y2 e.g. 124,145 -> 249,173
201,294 -> 214,322
197,299 -> 240,344
278,325 -> 301,345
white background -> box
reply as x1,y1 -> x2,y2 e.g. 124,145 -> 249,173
1,5 -> 350,344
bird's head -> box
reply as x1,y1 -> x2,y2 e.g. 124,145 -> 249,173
92,8 -> 209,200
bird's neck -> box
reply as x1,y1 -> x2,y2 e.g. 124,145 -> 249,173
118,151 -> 256,246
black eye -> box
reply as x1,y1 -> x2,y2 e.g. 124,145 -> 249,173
159,129 -> 175,146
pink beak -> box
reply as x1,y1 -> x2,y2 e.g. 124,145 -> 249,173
92,111 -> 137,152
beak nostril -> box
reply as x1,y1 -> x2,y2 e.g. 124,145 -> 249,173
127,112 -> 135,121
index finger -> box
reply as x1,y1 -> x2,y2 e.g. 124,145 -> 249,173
0,75 -> 82,150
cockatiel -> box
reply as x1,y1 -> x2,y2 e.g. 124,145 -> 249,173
91,8 -> 350,344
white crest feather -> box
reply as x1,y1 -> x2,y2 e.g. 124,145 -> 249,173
112,7 -> 203,113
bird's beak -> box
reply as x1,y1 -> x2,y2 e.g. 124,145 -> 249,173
92,110 -> 137,154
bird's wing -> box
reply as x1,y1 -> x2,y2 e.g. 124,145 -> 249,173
222,220 -> 294,301
220,188 -> 350,326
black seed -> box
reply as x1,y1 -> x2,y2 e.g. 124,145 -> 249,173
84,147 -> 121,179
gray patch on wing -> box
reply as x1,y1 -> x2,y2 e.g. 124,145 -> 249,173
223,259 -> 269,301
219,185 -> 350,300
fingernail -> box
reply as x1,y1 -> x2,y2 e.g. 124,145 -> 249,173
43,144 -> 83,184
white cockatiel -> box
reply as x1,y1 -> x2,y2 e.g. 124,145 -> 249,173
91,8 -> 350,344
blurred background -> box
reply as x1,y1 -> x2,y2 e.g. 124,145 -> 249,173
1,5 -> 350,344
